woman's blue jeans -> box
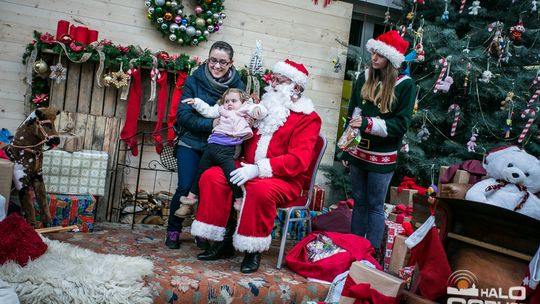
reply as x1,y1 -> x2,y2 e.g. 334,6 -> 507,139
349,165 -> 393,249
167,146 -> 202,232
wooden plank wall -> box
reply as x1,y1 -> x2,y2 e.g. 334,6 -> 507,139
0,0 -> 353,166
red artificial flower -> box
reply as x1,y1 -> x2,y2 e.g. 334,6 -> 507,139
39,33 -> 55,45
262,72 -> 273,84
32,93 -> 49,104
157,51 -> 170,61
191,56 -> 203,65
117,46 -> 129,54
69,42 -> 84,52
169,54 -> 179,61
98,39 -> 112,46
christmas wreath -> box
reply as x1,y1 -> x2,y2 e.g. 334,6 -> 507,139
145,0 -> 225,46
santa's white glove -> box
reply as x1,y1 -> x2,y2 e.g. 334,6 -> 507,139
230,162 -> 259,186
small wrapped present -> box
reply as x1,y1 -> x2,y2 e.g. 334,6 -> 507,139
337,107 -> 362,151
0,158 -> 14,215
389,187 -> 417,207
57,132 -> 83,153
340,261 -> 404,304
309,185 -> 325,211
398,266 -> 416,290
388,235 -> 410,275
383,220 -> 405,272
387,204 -> 412,224
42,149 -> 108,196
33,192 -> 96,232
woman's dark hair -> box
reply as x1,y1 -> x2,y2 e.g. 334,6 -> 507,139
209,41 -> 234,60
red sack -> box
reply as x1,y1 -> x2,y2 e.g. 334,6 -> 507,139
285,231 -> 379,282
312,202 -> 351,233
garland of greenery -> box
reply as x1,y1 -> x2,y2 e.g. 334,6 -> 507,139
22,30 -> 196,108
146,0 -> 225,46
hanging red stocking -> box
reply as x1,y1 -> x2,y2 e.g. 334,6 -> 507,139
167,71 -> 188,146
120,68 -> 141,156
523,246 -> 540,303
405,215 -> 452,300
152,70 -> 168,154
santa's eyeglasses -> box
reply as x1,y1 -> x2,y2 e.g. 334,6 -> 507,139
271,74 -> 292,85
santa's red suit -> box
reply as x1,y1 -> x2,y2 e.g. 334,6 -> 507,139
190,87 -> 322,253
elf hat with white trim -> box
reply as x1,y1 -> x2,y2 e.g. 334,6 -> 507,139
365,30 -> 409,69
272,59 -> 309,88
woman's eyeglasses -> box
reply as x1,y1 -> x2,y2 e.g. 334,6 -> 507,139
208,57 -> 231,66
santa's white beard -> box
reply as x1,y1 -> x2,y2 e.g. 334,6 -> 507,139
255,84 -> 294,134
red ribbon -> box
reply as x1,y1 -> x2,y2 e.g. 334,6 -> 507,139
397,176 -> 427,195
341,275 -> 398,304
32,93 -> 49,104
39,32 -> 55,45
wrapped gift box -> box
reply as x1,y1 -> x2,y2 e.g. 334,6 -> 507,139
388,212 -> 411,224
42,150 -> 108,196
389,187 -> 416,207
57,132 -> 83,153
340,261 -> 404,304
398,266 -> 416,290
272,209 -> 325,240
388,235 -> 410,275
384,220 -> 405,272
0,158 -> 13,215
309,185 -> 325,211
33,192 -> 96,232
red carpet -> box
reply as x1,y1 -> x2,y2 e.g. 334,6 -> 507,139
46,222 -> 329,303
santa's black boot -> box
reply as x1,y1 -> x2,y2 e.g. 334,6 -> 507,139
197,217 -> 235,260
240,252 -> 262,273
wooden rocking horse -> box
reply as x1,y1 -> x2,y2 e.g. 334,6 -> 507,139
2,107 -> 60,227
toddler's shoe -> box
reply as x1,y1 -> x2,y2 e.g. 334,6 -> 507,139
174,203 -> 194,218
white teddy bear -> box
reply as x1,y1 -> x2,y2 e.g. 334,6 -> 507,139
465,146 -> 540,221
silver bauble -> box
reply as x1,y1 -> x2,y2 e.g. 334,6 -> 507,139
213,13 -> 219,19
177,9 -> 183,15
179,25 -> 187,31
207,25 -> 215,32
171,1 -> 178,8
186,26 -> 197,36
161,23 -> 169,30
218,19 -> 223,25
191,39 -> 199,45
169,34 -> 177,41
220,13 -> 226,19
157,17 -> 164,24
144,0 -> 151,7
195,30 -> 202,36
169,23 -> 179,33
203,30 -> 210,36
148,7 -> 155,14
155,0 -> 166,6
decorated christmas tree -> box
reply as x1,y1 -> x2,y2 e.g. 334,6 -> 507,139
395,0 -> 540,183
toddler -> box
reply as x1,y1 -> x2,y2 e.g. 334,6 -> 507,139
175,88 -> 267,217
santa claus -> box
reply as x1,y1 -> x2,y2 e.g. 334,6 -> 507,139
190,59 -> 322,273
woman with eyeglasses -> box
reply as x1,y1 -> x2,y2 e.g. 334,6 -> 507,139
165,41 -> 245,250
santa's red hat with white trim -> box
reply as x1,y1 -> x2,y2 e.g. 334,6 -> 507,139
272,59 -> 309,88
366,30 -> 409,69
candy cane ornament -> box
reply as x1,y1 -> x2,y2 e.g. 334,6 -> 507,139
518,108 -> 537,143
459,0 -> 467,13
433,57 -> 448,93
527,86 -> 540,107
448,103 -> 461,136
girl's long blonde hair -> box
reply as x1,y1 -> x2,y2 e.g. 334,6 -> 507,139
361,63 -> 399,113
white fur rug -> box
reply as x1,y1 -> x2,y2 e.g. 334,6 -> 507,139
0,237 -> 154,304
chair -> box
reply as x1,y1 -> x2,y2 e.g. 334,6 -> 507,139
276,134 -> 328,269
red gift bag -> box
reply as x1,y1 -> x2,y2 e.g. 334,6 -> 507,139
285,231 -> 379,282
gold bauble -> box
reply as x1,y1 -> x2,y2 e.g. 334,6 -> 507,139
164,12 -> 173,21
103,74 -> 113,87
33,59 -> 49,75
195,18 -> 206,27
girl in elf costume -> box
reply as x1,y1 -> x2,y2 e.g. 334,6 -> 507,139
341,30 -> 416,254
165,41 -> 245,250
